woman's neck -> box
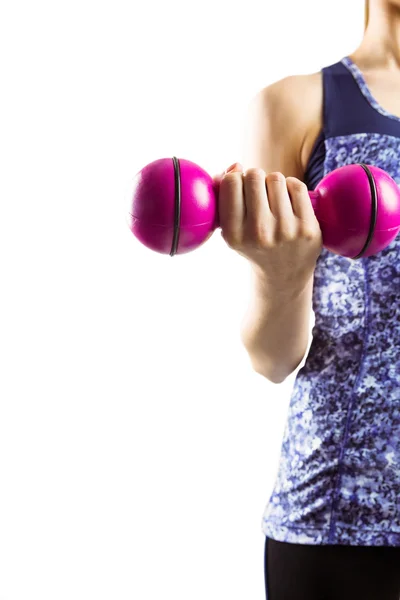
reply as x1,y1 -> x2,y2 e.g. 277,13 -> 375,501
354,2 -> 400,70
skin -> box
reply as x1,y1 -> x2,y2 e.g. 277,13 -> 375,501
359,0 -> 400,69
220,0 -> 400,181
301,0 -> 400,180
216,0 -> 400,381
350,0 -> 400,116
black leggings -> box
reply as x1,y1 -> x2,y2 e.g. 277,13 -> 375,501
264,536 -> 400,599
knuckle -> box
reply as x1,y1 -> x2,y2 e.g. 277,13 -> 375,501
275,224 -> 297,242
299,224 -> 321,241
285,177 -> 308,193
220,173 -> 243,195
244,167 -> 266,180
266,172 -> 285,184
222,171 -> 242,184
248,223 -> 269,247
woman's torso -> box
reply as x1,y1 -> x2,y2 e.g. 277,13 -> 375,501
262,55 -> 400,547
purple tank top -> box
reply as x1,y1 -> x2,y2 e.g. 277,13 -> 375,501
262,56 -> 400,547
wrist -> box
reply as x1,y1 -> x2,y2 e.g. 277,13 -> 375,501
251,263 -> 313,304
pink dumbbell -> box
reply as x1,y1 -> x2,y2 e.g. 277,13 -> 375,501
127,157 -> 400,259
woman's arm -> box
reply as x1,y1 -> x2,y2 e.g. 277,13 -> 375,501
240,73 -> 322,383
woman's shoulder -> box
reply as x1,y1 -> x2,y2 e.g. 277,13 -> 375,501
262,71 -> 323,174
265,70 -> 322,126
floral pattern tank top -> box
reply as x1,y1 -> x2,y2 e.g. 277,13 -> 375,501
262,56 -> 400,546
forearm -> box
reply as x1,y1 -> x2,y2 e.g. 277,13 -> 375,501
241,267 -> 314,383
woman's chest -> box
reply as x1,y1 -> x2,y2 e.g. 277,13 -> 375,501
363,71 -> 400,119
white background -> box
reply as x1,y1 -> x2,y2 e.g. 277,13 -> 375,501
0,1 -> 365,598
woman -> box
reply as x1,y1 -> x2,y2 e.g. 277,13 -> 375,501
218,1 -> 400,598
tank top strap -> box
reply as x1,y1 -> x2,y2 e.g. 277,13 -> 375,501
321,57 -> 400,139
305,56 -> 400,188
304,59 -> 363,189
322,59 -> 369,139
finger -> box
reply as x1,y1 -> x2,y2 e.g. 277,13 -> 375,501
242,168 -> 272,231
212,163 -> 243,195
285,177 -> 316,222
225,162 -> 243,174
218,171 -> 245,242
265,172 -> 296,222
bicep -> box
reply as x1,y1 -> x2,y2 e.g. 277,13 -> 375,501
240,80 -> 306,180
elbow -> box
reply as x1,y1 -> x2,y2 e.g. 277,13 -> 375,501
248,351 -> 304,384
247,353 -> 290,384
242,337 -> 306,385
254,366 -> 288,384
255,355 -> 306,384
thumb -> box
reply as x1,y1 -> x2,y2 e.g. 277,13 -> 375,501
224,162 -> 243,174
212,162 -> 243,187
